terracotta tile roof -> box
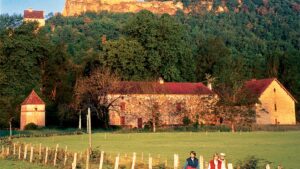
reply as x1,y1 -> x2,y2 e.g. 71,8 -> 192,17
24,10 -> 44,19
244,78 -> 297,102
111,81 -> 214,95
244,78 -> 275,96
21,90 -> 45,105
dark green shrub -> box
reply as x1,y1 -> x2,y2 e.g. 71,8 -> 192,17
24,123 -> 38,130
182,116 -> 191,126
109,125 -> 122,130
193,121 -> 199,129
237,156 -> 270,169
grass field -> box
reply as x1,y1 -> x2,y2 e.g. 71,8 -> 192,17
0,159 -> 55,169
13,131 -> 300,169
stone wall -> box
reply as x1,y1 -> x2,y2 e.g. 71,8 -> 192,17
108,94 -> 218,128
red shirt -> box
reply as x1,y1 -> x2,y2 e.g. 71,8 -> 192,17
209,159 -> 222,169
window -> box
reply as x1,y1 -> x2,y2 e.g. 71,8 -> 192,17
34,107 -> 38,111
274,88 -> 276,93
219,117 -> 224,124
176,103 -> 182,112
274,103 -> 277,112
120,102 -> 126,111
120,116 -> 125,125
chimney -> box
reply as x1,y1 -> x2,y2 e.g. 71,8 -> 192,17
207,82 -> 212,90
158,77 -> 164,84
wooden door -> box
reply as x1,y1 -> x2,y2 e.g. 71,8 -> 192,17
120,116 -> 125,125
137,118 -> 143,128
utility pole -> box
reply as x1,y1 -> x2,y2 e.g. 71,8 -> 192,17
9,117 -> 13,141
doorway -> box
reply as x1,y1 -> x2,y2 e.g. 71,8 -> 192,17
137,118 -> 143,128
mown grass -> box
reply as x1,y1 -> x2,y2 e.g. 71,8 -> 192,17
0,159 -> 55,169
13,131 -> 300,169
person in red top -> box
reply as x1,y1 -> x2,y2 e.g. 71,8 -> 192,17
208,153 -> 221,169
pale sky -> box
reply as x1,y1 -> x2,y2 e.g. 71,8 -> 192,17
0,0 -> 65,15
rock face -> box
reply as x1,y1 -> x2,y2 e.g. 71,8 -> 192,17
62,0 -> 186,16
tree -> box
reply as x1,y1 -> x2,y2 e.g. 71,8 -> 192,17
138,82 -> 164,132
124,11 -> 195,81
136,81 -> 191,132
0,14 -> 22,30
101,37 -> 147,80
75,68 -> 123,129
0,22 -> 50,128
195,37 -> 230,81
213,56 -> 257,132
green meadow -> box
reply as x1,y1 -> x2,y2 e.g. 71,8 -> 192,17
0,159 -> 55,169
11,131 -> 300,169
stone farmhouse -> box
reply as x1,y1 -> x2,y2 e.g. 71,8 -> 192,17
108,80 -> 218,128
108,78 -> 297,128
245,78 -> 297,125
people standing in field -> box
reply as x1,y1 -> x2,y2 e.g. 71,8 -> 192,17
219,153 -> 227,169
183,151 -> 200,169
208,153 -> 221,169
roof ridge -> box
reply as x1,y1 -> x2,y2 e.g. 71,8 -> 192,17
21,90 -> 45,105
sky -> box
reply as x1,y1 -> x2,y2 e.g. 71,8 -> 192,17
0,0 -> 65,15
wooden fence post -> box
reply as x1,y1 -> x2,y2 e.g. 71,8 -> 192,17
13,143 -> 16,155
174,154 -> 179,169
99,151 -> 104,169
1,145 -> 3,156
64,146 -> 68,166
79,152 -> 83,162
44,147 -> 49,164
114,154 -> 120,169
131,152 -> 136,169
29,146 -> 34,163
72,153 -> 77,169
266,164 -> 271,169
148,156 -> 152,169
200,155 -> 204,169
228,163 -> 233,169
23,144 -> 28,160
53,144 -> 59,166
39,143 -> 42,160
6,147 -> 10,156
18,145 -> 21,159
86,149 -> 90,169
205,161 -> 209,169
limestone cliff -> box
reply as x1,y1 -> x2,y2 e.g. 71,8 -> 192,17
63,0 -> 186,16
